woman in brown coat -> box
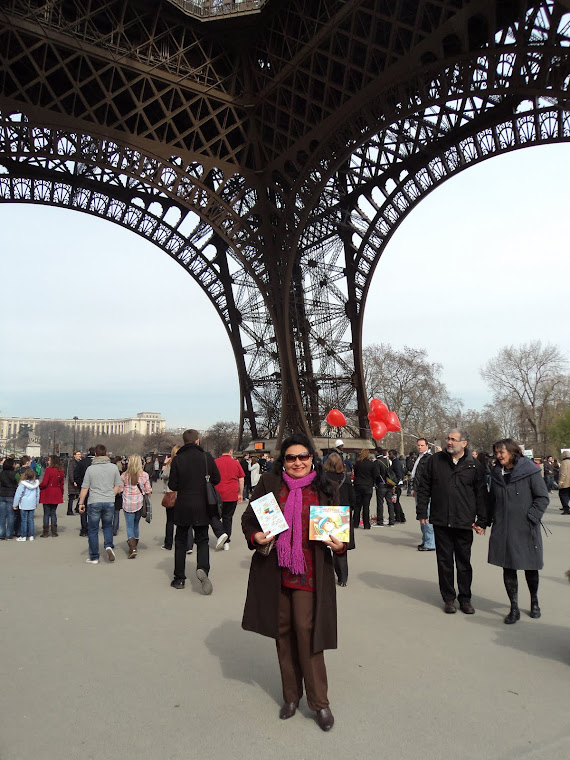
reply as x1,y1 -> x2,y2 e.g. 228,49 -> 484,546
241,433 -> 345,731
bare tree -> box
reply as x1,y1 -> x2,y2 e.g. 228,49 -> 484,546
457,406 -> 502,454
363,343 -> 461,451
142,429 -> 180,454
201,421 -> 240,457
481,341 -> 568,450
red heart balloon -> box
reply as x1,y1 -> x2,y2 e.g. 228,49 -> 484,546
370,420 -> 387,440
369,398 -> 389,421
385,411 -> 401,432
326,409 -> 346,427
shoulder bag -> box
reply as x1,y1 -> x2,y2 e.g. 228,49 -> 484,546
162,490 -> 176,508
204,453 -> 222,519
137,481 -> 152,522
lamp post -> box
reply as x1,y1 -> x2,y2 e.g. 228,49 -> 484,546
53,429 -> 56,456
73,416 -> 78,451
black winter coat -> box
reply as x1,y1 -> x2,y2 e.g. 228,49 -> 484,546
488,457 -> 549,570
353,458 -> 380,490
0,469 -> 18,497
416,449 -> 488,528
168,443 -> 220,526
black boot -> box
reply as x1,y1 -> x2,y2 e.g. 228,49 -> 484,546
530,598 -> 541,619
504,603 -> 520,624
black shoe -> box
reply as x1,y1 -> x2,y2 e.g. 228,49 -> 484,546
504,606 -> 520,624
170,579 -> 185,589
444,600 -> 457,614
418,546 -> 435,551
66,511 -> 73,516
316,708 -> 334,731
459,601 -> 475,615
530,600 -> 541,619
279,701 -> 298,720
79,531 -> 88,537
418,544 -> 424,550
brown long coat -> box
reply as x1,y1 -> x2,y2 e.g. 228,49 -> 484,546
241,471 -> 338,652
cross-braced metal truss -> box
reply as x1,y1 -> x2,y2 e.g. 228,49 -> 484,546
0,0 -> 569,445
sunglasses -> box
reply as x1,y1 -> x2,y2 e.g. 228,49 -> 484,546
284,452 -> 312,462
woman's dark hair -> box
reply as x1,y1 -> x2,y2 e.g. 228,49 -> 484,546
492,438 -> 523,463
50,455 -> 63,470
276,433 -> 336,501
2,458 -> 15,471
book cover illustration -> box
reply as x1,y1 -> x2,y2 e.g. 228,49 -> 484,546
309,505 -> 350,542
250,492 -> 289,537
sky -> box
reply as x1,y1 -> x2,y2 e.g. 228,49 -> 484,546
0,143 -> 568,430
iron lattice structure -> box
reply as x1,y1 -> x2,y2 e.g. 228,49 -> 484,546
0,0 -> 569,445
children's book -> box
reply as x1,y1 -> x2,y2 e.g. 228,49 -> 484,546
250,492 -> 289,537
309,505 -> 351,542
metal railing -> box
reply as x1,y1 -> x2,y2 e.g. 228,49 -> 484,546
165,0 -> 266,21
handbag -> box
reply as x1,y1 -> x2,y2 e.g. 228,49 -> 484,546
204,453 -> 222,519
162,491 -> 176,508
137,482 -> 152,521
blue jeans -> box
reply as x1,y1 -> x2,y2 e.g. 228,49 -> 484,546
20,509 -> 35,538
87,502 -> 114,560
417,497 -> 435,549
113,509 -> 120,534
43,504 -> 58,526
0,497 -> 15,539
123,509 -> 142,539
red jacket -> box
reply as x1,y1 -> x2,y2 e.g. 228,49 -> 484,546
39,467 -> 65,505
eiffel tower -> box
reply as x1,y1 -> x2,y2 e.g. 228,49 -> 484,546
1,1 -> 569,445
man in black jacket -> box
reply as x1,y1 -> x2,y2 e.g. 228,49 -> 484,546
168,429 -> 221,594
74,447 -> 95,536
416,429 -> 488,615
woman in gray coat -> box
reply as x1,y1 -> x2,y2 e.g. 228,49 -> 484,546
489,438 -> 549,624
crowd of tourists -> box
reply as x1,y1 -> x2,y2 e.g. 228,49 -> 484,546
0,427 -> 559,732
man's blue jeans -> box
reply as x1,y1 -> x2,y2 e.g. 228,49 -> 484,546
0,497 -> 15,539
87,502 -> 114,560
123,509 -> 142,540
416,496 -> 435,549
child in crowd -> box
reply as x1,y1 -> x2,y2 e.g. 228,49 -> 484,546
13,468 -> 40,541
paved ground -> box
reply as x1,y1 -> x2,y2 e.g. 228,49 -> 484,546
1,489 -> 569,760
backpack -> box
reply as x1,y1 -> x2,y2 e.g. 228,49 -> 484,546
377,460 -> 397,487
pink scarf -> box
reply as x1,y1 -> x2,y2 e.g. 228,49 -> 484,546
277,470 -> 317,575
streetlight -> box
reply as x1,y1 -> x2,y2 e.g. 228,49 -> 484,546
73,416 -> 78,451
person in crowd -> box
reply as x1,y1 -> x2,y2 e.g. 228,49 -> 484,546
75,446 -> 95,536
323,452 -> 355,586
168,429 -> 221,594
553,457 -> 560,487
388,449 -> 406,523
12,467 -> 40,540
488,439 -> 549,623
411,438 -> 434,552
39,455 -> 65,537
111,456 -> 123,536
162,454 -> 172,494
120,454 -> 152,559
240,452 -> 252,500
558,451 -> 570,514
14,455 -> 32,536
153,456 -> 160,483
211,445 -> 244,551
79,444 -> 122,564
374,453 -> 397,527
352,448 -> 379,530
0,458 -> 18,540
249,456 -> 261,491
416,429 -> 488,614
143,456 -> 154,481
324,439 -> 353,474
67,450 -> 82,515
405,451 -> 417,496
241,433 -> 344,731
543,455 -> 554,492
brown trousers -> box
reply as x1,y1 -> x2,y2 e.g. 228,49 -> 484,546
276,586 -> 329,711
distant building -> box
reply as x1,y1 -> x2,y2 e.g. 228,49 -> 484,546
0,412 -> 166,450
